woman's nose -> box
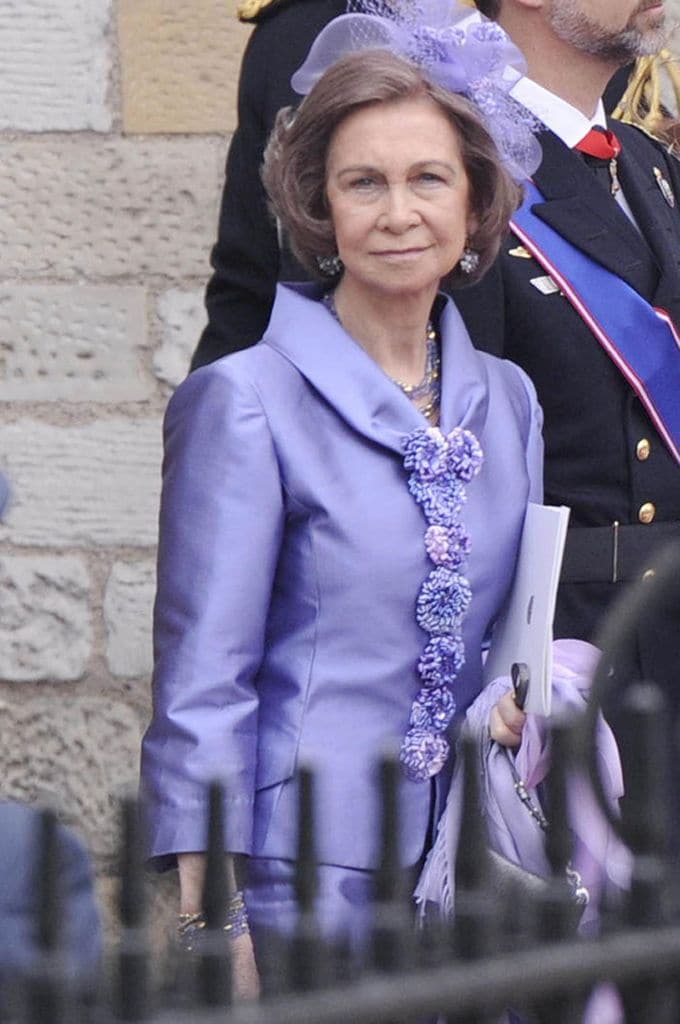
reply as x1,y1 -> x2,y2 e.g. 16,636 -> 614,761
378,186 -> 421,232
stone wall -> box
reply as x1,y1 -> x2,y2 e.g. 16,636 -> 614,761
0,0 -> 250,943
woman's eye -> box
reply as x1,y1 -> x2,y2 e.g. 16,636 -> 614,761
350,176 -> 377,189
417,172 -> 445,184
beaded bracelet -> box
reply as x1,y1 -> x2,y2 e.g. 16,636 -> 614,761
177,890 -> 250,953
224,890 -> 249,937
176,911 -> 206,953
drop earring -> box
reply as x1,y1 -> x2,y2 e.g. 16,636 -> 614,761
316,253 -> 343,277
459,246 -> 480,275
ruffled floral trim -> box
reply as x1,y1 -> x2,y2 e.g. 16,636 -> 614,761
400,426 -> 483,782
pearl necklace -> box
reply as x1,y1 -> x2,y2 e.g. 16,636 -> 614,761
322,292 -> 441,424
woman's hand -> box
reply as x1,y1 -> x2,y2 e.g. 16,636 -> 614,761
489,689 -> 526,748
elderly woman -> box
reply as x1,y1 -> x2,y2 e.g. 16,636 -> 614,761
141,0 -> 542,994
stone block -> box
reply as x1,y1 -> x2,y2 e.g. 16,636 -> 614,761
153,288 -> 207,386
0,0 -> 112,131
118,0 -> 251,133
104,560 -> 155,678
0,137 -> 226,280
0,555 -> 92,682
0,418 -> 162,548
0,697 -> 141,858
0,285 -> 152,402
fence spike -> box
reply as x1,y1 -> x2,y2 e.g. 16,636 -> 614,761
195,780 -> 231,1008
290,766 -> 332,993
25,809 -> 68,1024
620,683 -> 670,861
449,733 -> 502,1024
371,751 -> 415,988
294,765 -> 317,914
115,794 -> 151,1021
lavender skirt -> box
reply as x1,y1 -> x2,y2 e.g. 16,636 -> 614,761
244,857 -> 375,990
246,857 -> 374,939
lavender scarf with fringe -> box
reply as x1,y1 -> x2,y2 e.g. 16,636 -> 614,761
415,638 -> 632,1023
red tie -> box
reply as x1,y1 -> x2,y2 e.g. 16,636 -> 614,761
574,127 -> 621,160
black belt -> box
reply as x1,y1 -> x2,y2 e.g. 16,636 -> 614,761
560,522 -> 680,584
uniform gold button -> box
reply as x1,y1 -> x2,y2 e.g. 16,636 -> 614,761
638,502 -> 656,524
636,438 -> 651,461
642,568 -> 656,581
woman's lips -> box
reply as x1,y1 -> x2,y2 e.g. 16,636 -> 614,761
373,247 -> 429,258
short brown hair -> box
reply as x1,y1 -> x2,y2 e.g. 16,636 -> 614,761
262,49 -> 521,288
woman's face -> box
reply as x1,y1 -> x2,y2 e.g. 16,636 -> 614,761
325,95 -> 477,304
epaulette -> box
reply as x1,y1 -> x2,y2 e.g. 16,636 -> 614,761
237,0 -> 311,24
612,50 -> 680,153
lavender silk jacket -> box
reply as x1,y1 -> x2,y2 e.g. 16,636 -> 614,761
141,283 -> 543,871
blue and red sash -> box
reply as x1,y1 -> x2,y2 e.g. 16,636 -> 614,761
511,180 -> 680,467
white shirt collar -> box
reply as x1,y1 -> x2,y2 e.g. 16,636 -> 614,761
510,76 -> 608,149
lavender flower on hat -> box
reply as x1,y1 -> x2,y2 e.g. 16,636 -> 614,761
290,0 -> 542,183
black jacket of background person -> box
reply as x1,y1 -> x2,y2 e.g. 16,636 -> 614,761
455,122 -> 680,702
193,0 -> 345,368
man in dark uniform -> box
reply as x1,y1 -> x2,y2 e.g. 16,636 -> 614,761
454,0 -> 680,707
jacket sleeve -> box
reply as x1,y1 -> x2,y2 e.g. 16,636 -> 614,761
523,371 -> 545,504
140,362 -> 284,868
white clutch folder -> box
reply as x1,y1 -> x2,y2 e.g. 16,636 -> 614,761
483,502 -> 571,716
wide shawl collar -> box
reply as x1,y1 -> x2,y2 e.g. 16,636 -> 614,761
261,282 -> 492,453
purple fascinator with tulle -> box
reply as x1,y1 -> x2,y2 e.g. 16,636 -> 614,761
290,0 -> 541,181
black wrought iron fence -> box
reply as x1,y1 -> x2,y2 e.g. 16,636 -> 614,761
5,543 -> 680,1024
